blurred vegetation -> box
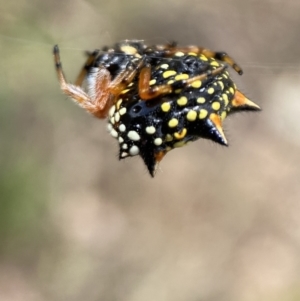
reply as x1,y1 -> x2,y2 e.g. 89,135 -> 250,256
1,0 -> 300,301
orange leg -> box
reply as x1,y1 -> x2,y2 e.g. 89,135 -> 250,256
53,46 -> 148,118
54,45 -> 113,118
138,64 -> 227,100
109,57 -> 145,95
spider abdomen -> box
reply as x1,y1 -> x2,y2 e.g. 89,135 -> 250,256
107,52 -> 244,176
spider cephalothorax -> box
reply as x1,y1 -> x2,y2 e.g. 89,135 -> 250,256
53,40 -> 260,176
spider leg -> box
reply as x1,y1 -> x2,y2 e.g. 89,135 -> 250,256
74,49 -> 100,86
53,45 -> 112,118
139,65 -> 227,100
155,44 -> 243,75
109,56 -> 146,95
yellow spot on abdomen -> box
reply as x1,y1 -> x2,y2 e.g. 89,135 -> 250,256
168,118 -> 179,128
188,52 -> 197,56
186,110 -> 197,121
191,80 -> 202,88
221,111 -> 227,120
177,96 -> 188,106
199,55 -> 208,61
218,81 -> 224,90
199,109 -> 208,119
197,97 -> 206,104
116,99 -> 122,109
210,61 -> 220,67
212,102 -> 221,110
149,79 -> 156,85
163,70 -> 177,78
161,102 -> 171,112
174,128 -> 187,140
222,93 -> 229,106
207,87 -> 215,94
175,74 -> 189,81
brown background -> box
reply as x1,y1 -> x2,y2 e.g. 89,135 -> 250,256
1,0 -> 300,300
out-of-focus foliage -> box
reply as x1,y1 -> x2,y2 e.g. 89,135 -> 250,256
1,1 -> 300,300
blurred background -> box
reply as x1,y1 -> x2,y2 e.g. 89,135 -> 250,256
1,0 -> 300,300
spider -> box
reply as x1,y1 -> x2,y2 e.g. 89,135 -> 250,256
53,40 -> 260,177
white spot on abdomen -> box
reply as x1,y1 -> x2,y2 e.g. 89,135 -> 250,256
129,145 -> 140,156
127,130 -> 141,141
